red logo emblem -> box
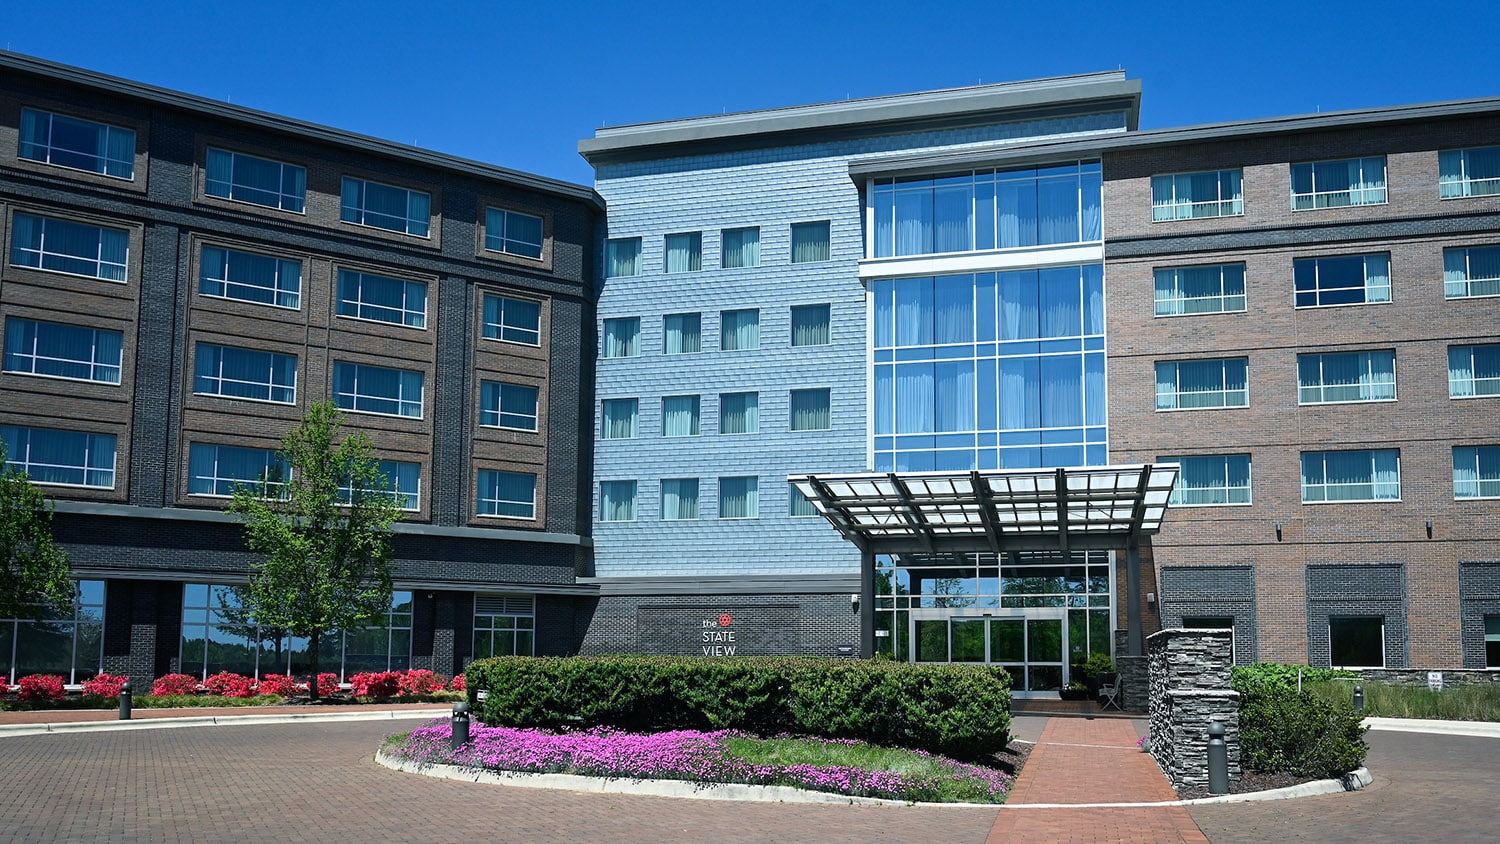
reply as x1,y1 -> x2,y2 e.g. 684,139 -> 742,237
718,613 -> 733,627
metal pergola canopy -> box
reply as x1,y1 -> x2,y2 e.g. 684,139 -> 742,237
790,464 -> 1179,555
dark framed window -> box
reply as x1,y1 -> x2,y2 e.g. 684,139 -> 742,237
1329,617 -> 1384,668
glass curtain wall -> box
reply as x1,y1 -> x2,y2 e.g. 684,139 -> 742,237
0,580 -> 104,684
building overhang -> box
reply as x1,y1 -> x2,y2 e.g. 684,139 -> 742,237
790,464 -> 1178,556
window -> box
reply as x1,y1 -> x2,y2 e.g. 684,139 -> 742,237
791,221 -> 831,263
1329,617 -> 1384,668
484,207 -> 544,259
3,317 -> 121,383
719,476 -> 759,519
601,398 -> 639,439
1154,263 -> 1246,316
18,108 -> 133,179
473,594 -> 534,658
340,176 -> 430,236
789,483 -> 818,517
187,443 -> 286,497
1449,344 -> 1500,397
606,237 -> 641,278
479,382 -> 538,431
476,470 -> 535,519
719,392 -> 758,434
721,227 -> 760,268
1155,358 -> 1248,410
1297,351 -> 1396,403
1301,449 -> 1400,502
602,317 -> 640,358
1444,245 -> 1500,298
1,579 -> 104,685
200,245 -> 301,309
1454,446 -> 1500,499
1151,170 -> 1243,221
600,480 -> 637,521
1487,615 -> 1500,668
664,232 -> 702,273
333,362 -> 424,418
720,309 -> 759,351
790,388 -> 831,431
663,313 -> 701,354
336,270 -> 427,328
1291,157 -> 1386,209
1162,454 -> 1251,505
661,478 -> 699,520
205,148 -> 306,212
10,212 -> 128,282
1,426 -> 115,488
791,304 -> 831,346
194,343 -> 297,404
339,460 -> 421,511
1294,253 -> 1390,307
1440,146 -> 1500,198
662,395 -> 700,437
483,294 -> 541,345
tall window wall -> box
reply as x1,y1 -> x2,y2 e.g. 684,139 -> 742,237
870,266 -> 1106,471
0,580 -> 103,684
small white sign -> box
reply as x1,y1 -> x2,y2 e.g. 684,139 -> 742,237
1428,671 -> 1444,691
875,629 -> 890,638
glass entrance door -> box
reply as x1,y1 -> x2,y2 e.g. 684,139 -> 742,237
910,609 -> 1068,695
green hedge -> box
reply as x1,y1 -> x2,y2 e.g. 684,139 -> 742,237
1231,663 -> 1368,778
466,656 -> 1011,759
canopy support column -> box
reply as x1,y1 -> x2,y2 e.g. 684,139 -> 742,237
860,550 -> 876,658
1126,540 -> 1144,656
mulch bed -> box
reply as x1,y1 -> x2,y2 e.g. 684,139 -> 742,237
984,740 -> 1033,781
1175,769 -> 1317,800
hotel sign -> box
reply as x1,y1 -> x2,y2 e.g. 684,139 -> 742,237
701,612 -> 737,656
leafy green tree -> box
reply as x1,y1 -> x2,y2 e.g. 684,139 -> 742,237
227,401 -> 400,700
0,442 -> 72,620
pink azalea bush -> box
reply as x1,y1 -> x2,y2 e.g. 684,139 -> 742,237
17,674 -> 66,702
256,674 -> 298,696
317,672 -> 340,697
151,674 -> 200,696
397,669 -> 445,697
201,671 -> 256,698
348,671 -> 402,699
81,673 -> 128,699
448,673 -> 466,692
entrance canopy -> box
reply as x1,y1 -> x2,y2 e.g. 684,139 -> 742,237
790,464 -> 1178,555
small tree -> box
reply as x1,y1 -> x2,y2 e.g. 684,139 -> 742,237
227,402 -> 401,701
0,442 -> 73,620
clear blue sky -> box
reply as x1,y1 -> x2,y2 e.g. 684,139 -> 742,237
2,0 -> 1495,186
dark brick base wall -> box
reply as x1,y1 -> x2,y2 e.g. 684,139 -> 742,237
578,593 -> 860,657
1307,563 -> 1407,668
1459,561 -> 1500,669
1159,565 -> 1258,664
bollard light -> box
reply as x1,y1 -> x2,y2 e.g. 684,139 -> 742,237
1353,684 -> 1364,713
119,680 -> 132,721
1207,720 -> 1229,795
451,701 -> 470,752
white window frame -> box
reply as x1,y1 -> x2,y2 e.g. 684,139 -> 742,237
199,245 -> 302,310
1290,157 -> 1387,210
1155,358 -> 1249,411
1293,253 -> 1391,308
600,398 -> 639,440
1453,445 -> 1500,500
479,381 -> 539,431
18,107 -> 135,180
1150,169 -> 1244,221
2,317 -> 122,384
476,470 -> 536,520
484,207 -> 544,259
482,294 -> 542,346
1153,263 -> 1247,316
204,147 -> 306,212
1300,449 -> 1401,503
339,176 -> 430,237
10,212 -> 129,283
1440,147 -> 1500,199
1296,350 -> 1397,405
336,269 -> 427,329
332,361 -> 425,419
1448,344 -> 1500,398
1443,245 -> 1500,299
599,480 -> 638,522
193,343 -> 298,405
186,442 -> 287,498
1,426 -> 117,490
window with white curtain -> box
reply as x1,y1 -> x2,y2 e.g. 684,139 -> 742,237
193,343 -> 297,404
602,317 -> 640,358
599,480 -> 637,521
719,392 -> 758,434
483,294 -> 541,345
1291,157 -> 1386,210
479,381 -> 539,430
718,476 -> 758,519
601,398 -> 639,439
663,313 -> 701,354
200,245 -> 301,308
720,309 -> 760,351
790,304 -> 831,346
1449,344 -> 1500,397
1162,454 -> 1251,505
1154,263 -> 1246,315
19,108 -> 134,179
788,483 -> 817,517
187,442 -> 286,497
790,388 -> 831,431
484,207 -> 544,259
476,470 -> 536,518
1297,351 -> 1396,403
1151,170 -> 1243,221
791,221 -> 831,263
340,176 -> 430,236
337,460 -> 421,510
661,478 -> 699,520
1444,245 -> 1500,298
662,395 -> 700,437
1,426 -> 116,489
337,270 -> 427,328
605,238 -> 641,277
721,227 -> 760,268
10,212 -> 128,282
664,232 -> 701,273
1155,358 -> 1249,410
1294,254 -> 1390,307
1454,446 -> 1500,499
1440,147 -> 1500,198
332,361 -> 424,418
205,148 -> 305,212
1301,449 -> 1400,502
3,317 -> 122,383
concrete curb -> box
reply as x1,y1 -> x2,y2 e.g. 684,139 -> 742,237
1176,767 -> 1373,805
0,709 -> 448,737
1364,717 -> 1500,738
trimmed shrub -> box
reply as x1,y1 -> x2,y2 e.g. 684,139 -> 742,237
81,673 -> 128,699
256,674 -> 298,696
18,674 -> 66,702
1233,663 -> 1368,778
152,674 -> 200,696
202,672 -> 256,698
467,656 -> 1011,759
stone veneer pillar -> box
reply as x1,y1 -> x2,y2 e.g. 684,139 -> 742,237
1146,628 -> 1241,791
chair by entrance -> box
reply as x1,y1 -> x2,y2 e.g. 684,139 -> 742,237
1098,673 -> 1123,711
